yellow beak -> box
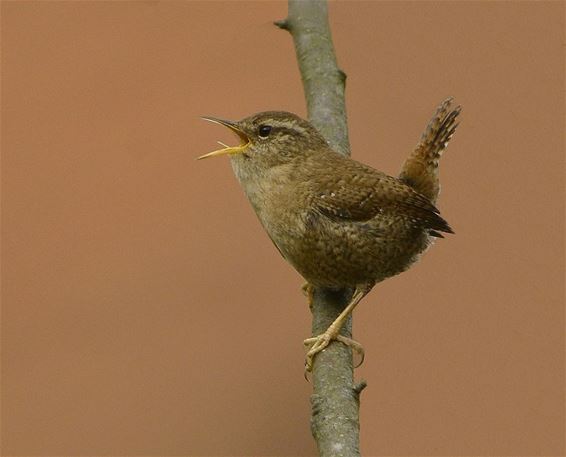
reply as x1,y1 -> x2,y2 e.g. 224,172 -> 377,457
198,117 -> 250,160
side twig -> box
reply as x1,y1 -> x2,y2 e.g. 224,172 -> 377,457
276,2 -> 366,456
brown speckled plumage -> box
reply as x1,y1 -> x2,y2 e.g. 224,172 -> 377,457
201,97 -> 461,370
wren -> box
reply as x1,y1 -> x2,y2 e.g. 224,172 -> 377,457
200,98 -> 461,371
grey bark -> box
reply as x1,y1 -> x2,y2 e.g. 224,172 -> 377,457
275,2 -> 366,456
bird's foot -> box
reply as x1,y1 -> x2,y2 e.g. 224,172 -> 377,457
303,332 -> 364,372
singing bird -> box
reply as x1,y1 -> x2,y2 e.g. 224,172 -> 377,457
199,98 -> 461,371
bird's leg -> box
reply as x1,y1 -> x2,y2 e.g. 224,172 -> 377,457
303,284 -> 372,372
301,282 -> 315,311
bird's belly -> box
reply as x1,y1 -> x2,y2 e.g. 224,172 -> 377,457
268,214 -> 432,288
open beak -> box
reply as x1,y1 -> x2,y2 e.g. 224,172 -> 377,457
198,117 -> 250,160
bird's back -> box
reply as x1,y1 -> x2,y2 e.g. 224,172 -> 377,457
261,149 -> 452,287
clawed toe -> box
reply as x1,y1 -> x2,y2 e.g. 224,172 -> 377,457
301,284 -> 372,374
303,333 -> 365,372
335,335 -> 364,367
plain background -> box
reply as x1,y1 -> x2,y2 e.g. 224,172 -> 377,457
1,1 -> 564,456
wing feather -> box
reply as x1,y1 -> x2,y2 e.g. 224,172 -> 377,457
308,157 -> 453,234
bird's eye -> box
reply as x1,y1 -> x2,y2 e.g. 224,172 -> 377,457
258,125 -> 272,138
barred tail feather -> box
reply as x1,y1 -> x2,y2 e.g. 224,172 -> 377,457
399,97 -> 461,203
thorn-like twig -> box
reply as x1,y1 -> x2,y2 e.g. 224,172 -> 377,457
274,18 -> 290,30
353,380 -> 367,396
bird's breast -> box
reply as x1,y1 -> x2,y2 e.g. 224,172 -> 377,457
231,159 -> 307,236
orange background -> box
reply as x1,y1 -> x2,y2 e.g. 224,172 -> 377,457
1,2 -> 564,456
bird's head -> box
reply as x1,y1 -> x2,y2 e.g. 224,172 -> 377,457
198,111 -> 328,169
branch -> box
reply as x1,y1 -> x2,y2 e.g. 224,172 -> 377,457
276,2 -> 366,456
275,1 -> 350,156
